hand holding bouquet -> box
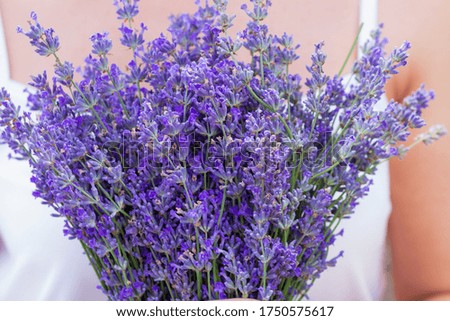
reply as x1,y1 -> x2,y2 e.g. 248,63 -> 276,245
0,0 -> 445,300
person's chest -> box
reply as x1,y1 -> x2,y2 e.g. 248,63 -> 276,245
1,0 -> 360,83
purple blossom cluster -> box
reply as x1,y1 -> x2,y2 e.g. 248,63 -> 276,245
0,0 -> 445,300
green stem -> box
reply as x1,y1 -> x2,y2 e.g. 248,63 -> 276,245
20,144 -> 36,163
51,53 -> 109,132
207,270 -> 212,300
105,68 -> 130,118
128,18 -> 143,104
217,183 -> 228,227
338,23 -> 364,77
212,260 -> 219,299
228,50 -> 293,139
259,53 -> 265,86
148,247 -> 175,300
285,63 -> 291,122
260,239 -> 267,293
282,278 -> 292,299
246,85 -> 293,139
310,161 -> 340,181
283,228 -> 289,245
80,237 -> 111,297
293,112 -> 320,187
194,226 -> 202,300
196,271 -> 202,300
95,182 -> 131,218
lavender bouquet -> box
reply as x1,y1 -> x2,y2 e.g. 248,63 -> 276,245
0,0 -> 445,300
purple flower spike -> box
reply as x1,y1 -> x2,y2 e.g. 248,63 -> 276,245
0,0 -> 444,301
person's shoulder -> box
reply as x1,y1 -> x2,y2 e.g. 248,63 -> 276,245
383,0 -> 450,300
380,0 -> 450,36
380,0 -> 450,100
379,0 -> 450,56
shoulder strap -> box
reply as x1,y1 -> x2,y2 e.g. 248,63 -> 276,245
358,0 -> 378,58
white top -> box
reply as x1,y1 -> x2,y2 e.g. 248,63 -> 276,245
0,0 -> 391,300
308,0 -> 392,300
0,14 -> 105,300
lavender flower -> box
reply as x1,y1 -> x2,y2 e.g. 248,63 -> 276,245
0,0 -> 444,301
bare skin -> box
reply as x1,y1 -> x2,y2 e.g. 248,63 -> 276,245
0,0 -> 449,300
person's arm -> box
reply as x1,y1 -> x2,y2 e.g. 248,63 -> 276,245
382,0 -> 450,301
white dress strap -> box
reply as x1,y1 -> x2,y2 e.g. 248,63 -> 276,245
358,0 -> 378,58
0,12 -> 11,85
